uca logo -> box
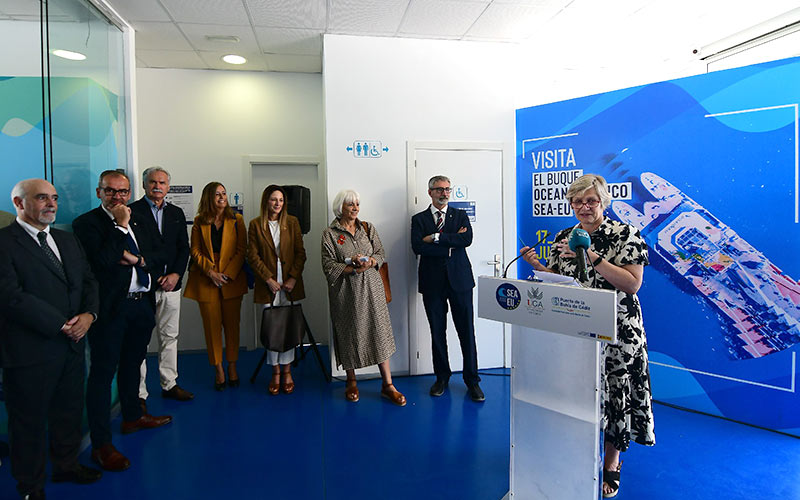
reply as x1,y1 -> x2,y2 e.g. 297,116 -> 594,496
526,287 -> 544,313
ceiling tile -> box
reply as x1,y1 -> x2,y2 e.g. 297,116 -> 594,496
136,49 -> 209,69
254,27 -> 322,55
160,0 -> 250,26
399,0 -> 488,37
328,0 -> 410,35
264,53 -> 322,73
105,0 -> 172,22
465,2 -> 547,40
199,50 -> 269,70
133,21 -> 194,50
180,23 -> 260,52
246,0 -> 326,29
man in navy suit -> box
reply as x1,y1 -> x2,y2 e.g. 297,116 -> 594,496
411,175 -> 484,402
0,179 -> 102,499
131,167 -> 193,407
72,171 -> 172,473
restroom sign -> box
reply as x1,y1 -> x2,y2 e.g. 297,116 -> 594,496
347,140 -> 388,158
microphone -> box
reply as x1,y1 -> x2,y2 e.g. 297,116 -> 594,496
502,230 -> 549,278
568,228 -> 591,282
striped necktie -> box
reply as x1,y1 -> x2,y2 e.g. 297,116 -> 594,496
37,231 -> 66,281
435,210 -> 444,232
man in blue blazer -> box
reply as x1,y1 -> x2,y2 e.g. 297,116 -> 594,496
73,171 -> 172,473
131,167 -> 193,407
411,175 -> 484,402
0,179 -> 102,499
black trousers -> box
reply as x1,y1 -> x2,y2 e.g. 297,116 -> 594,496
86,296 -> 155,448
422,287 -> 480,386
4,347 -> 85,495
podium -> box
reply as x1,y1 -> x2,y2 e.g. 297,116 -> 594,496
477,276 -> 617,500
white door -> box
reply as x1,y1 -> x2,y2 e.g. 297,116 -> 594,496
250,163 -> 329,349
408,144 -> 506,376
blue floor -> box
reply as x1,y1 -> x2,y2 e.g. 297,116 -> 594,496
2,349 -> 800,499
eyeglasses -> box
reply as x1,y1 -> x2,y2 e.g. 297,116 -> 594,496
570,199 -> 600,208
431,187 -> 452,194
102,187 -> 130,197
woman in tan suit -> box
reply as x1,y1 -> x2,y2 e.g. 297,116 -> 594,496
184,182 -> 247,390
247,185 -> 306,395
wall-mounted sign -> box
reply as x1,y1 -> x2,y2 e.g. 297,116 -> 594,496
165,185 -> 194,223
346,140 -> 388,158
450,200 -> 476,222
452,185 -> 468,200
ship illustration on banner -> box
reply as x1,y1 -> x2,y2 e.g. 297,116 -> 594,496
613,172 -> 800,360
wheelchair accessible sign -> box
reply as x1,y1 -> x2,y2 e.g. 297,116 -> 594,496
347,140 -> 388,158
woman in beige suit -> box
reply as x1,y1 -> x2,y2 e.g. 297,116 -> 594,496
247,185 -> 306,395
184,182 -> 247,390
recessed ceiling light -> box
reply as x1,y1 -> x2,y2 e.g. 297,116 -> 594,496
52,49 -> 86,61
222,54 -> 247,65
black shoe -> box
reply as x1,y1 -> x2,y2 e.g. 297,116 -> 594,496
228,378 -> 240,388
52,464 -> 102,484
215,378 -> 226,391
22,489 -> 45,500
429,379 -> 448,397
467,383 -> 485,402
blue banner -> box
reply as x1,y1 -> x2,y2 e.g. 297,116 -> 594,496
516,57 -> 800,434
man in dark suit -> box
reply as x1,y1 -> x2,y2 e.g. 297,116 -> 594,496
132,167 -> 193,406
0,179 -> 102,499
72,171 -> 172,473
411,175 -> 484,402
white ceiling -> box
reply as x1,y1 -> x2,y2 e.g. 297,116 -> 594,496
1,0 -> 798,74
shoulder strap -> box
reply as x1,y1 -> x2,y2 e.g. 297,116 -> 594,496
361,220 -> 370,237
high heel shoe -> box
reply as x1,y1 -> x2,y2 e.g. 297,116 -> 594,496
345,379 -> 359,402
268,373 -> 280,396
214,378 -> 226,391
228,378 -> 240,388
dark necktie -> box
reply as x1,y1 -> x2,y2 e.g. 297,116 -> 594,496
37,231 -> 66,281
125,231 -> 150,288
435,210 -> 444,232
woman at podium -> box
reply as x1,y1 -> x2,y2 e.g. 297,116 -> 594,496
521,174 -> 654,499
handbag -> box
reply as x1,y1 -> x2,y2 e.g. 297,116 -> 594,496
360,221 -> 392,303
259,302 -> 306,352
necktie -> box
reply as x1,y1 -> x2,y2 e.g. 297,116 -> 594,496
37,231 -> 67,281
125,231 -> 150,288
435,210 -> 444,232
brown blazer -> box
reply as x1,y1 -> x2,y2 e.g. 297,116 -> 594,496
247,214 -> 306,304
184,213 -> 248,302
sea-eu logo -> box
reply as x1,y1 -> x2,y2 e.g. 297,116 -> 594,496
496,283 -> 521,310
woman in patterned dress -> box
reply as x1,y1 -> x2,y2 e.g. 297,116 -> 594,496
321,190 -> 406,406
521,174 -> 655,498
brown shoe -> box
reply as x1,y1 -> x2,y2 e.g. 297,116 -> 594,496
139,398 -> 147,414
345,379 -> 359,402
282,372 -> 295,394
120,413 -> 172,434
162,385 -> 194,401
381,384 -> 407,407
268,373 -> 280,396
91,443 -> 130,472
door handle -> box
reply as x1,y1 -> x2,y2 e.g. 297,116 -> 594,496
488,254 -> 501,277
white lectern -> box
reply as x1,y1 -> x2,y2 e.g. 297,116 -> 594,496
477,276 -> 617,500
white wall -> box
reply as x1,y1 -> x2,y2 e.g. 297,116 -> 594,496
135,67 -> 325,353
323,34 -> 518,375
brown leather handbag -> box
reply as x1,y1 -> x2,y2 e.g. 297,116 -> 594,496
361,221 -> 392,303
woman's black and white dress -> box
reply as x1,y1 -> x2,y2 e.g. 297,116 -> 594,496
547,218 -> 655,452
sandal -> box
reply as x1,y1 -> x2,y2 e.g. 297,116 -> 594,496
602,461 -> 622,498
381,383 -> 407,406
282,372 -> 295,394
268,373 -> 280,396
345,379 -> 359,402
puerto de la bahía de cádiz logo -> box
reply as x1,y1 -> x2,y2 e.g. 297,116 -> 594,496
496,283 -> 521,310
526,287 -> 545,314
